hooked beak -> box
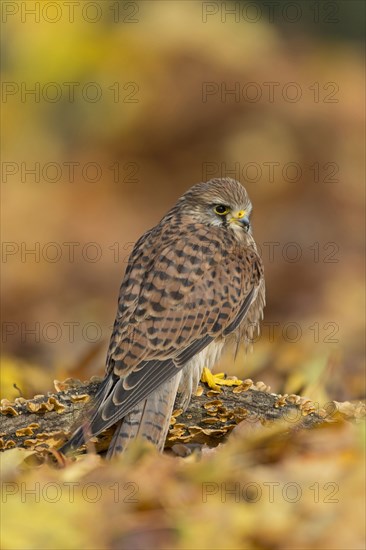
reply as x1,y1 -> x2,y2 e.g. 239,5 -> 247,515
229,210 -> 250,232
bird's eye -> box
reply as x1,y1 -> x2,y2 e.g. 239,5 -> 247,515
214,205 -> 230,216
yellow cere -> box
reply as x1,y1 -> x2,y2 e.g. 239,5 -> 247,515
235,210 -> 246,219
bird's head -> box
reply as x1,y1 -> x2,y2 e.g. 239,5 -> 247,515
179,178 -> 253,238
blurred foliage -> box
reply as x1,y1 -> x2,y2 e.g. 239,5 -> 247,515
1,1 -> 364,399
1,420 -> 365,549
1,1 -> 365,548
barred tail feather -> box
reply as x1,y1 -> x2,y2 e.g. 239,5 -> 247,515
106,373 -> 180,458
58,426 -> 86,455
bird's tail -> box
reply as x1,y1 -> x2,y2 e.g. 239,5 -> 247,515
58,375 -> 115,456
106,373 -> 181,458
58,425 -> 86,455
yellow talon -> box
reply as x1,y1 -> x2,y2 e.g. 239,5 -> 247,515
201,367 -> 243,391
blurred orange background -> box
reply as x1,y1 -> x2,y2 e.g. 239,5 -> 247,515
1,0 -> 365,404
1,4 -> 365,550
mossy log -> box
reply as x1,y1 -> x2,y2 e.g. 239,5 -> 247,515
0,377 -> 362,454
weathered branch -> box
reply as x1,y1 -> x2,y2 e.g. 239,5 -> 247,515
0,377 -> 362,454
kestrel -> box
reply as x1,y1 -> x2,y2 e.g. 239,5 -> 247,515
60,178 -> 265,457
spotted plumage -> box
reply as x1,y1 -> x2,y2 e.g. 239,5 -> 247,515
60,178 -> 265,457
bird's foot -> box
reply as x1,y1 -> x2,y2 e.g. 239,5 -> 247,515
201,367 -> 243,391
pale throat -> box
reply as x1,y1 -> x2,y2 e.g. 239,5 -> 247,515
229,222 -> 248,241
